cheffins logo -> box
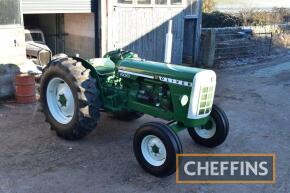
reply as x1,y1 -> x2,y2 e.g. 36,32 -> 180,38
176,154 -> 275,184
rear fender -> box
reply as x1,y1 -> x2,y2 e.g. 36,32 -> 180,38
43,56 -> 105,105
72,56 -> 98,78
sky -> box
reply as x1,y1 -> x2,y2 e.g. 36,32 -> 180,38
215,0 -> 290,10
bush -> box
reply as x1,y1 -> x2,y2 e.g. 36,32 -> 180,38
239,8 -> 290,26
202,11 -> 243,28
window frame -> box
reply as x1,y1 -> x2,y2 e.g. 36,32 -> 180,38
115,0 -> 185,8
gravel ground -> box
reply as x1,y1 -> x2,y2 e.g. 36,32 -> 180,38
0,56 -> 290,193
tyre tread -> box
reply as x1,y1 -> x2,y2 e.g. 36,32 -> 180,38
40,58 -> 100,140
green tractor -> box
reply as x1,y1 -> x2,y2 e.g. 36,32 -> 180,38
40,49 -> 229,177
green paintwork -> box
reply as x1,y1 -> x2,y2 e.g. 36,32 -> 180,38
72,49 -> 213,130
119,59 -> 204,83
58,94 -> 67,107
88,58 -> 115,75
152,145 -> 159,154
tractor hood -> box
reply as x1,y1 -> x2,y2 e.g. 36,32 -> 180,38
118,58 -> 204,83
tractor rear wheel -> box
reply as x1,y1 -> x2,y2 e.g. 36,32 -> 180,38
40,58 -> 100,140
133,122 -> 183,177
187,104 -> 229,147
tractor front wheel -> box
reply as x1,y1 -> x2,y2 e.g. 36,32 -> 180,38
187,105 -> 229,148
40,58 -> 101,140
133,122 -> 183,177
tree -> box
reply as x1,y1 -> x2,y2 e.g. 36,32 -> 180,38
203,0 -> 215,13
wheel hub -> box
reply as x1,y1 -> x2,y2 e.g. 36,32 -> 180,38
46,78 -> 75,124
141,135 -> 167,166
58,94 -> 67,107
151,144 -> 159,154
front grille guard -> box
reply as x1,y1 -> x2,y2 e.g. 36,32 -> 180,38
187,70 -> 216,120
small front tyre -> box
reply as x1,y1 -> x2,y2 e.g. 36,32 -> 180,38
133,122 -> 183,177
187,105 -> 229,148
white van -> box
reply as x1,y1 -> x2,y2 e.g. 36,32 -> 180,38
0,0 -> 26,98
0,0 -> 26,65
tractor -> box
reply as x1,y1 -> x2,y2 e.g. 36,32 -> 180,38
40,49 -> 229,177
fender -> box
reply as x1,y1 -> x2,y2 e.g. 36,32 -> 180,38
72,56 -> 99,78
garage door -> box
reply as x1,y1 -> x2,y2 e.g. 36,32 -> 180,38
22,0 -> 96,14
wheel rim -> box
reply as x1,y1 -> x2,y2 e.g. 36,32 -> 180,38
46,77 -> 75,124
194,117 -> 216,139
141,135 -> 167,167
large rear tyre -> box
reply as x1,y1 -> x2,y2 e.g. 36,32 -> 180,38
187,105 -> 229,147
40,58 -> 101,140
133,122 -> 183,177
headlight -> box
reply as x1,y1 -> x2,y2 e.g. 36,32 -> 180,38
180,95 -> 189,106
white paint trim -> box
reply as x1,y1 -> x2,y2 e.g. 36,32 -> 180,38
187,70 -> 217,120
118,70 -> 154,79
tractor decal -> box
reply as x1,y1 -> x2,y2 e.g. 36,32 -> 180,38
159,76 -> 193,87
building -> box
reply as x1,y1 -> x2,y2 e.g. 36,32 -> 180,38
22,0 -> 98,59
21,0 -> 202,64
0,0 -> 202,98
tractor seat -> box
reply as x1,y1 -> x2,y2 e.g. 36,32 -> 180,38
88,58 -> 115,75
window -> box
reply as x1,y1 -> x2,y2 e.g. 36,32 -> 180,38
156,0 -> 167,5
171,0 -> 182,5
118,0 -> 133,4
0,0 -> 21,25
117,0 -> 183,6
138,0 -> 151,4
25,33 -> 44,43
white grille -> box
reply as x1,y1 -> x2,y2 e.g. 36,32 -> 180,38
187,70 -> 216,120
197,85 -> 215,116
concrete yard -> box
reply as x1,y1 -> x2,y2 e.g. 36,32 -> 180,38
0,56 -> 290,193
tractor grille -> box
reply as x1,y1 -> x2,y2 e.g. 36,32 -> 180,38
187,70 -> 216,120
197,85 -> 215,116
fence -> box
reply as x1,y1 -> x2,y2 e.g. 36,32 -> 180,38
214,32 -> 272,62
200,28 -> 273,67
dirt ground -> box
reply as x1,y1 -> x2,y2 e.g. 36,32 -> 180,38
0,55 -> 290,193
